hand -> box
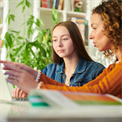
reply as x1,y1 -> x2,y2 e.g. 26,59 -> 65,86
13,88 -> 28,98
0,60 -> 38,80
4,63 -> 38,94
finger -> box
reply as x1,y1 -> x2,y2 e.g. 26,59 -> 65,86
12,89 -> 16,97
0,61 -> 21,69
14,62 -> 24,69
19,90 -> 26,98
2,67 -> 10,70
0,60 -> 24,70
19,90 -> 23,97
0,60 -> 11,63
16,88 -> 21,98
12,88 -> 18,97
22,92 -> 27,98
0,61 -> 15,66
4,64 -> 21,72
8,75 -> 17,80
6,78 -> 18,86
4,70 -> 20,77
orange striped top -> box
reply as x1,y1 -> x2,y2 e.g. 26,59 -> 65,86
38,59 -> 122,98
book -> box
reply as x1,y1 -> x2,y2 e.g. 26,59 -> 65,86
62,91 -> 122,105
58,0 -> 64,10
55,0 -> 60,9
28,89 -> 122,108
53,0 -> 56,8
47,0 -> 51,8
70,17 -> 88,45
41,0 -> 49,8
50,0 -> 53,9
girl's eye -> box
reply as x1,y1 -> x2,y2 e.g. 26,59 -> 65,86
52,39 -> 57,42
63,38 -> 68,40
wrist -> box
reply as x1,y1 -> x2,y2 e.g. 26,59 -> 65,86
35,70 -> 41,82
32,69 -> 39,80
37,82 -> 43,90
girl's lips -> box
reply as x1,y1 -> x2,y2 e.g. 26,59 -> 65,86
57,50 -> 64,52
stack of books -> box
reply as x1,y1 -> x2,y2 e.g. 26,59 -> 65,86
41,0 -> 64,10
28,89 -> 122,108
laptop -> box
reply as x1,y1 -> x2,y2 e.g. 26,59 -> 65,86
0,66 -> 28,102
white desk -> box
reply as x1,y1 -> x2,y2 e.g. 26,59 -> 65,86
0,100 -> 122,122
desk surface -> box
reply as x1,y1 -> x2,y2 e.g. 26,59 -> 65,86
0,100 -> 122,122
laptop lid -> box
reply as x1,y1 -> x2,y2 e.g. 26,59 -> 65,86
0,66 -> 12,101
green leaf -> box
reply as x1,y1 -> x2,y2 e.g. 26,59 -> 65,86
8,17 -> 11,26
26,0 -> 31,8
10,30 -> 19,33
10,14 -> 15,21
6,14 -> 15,26
24,43 -> 30,62
16,0 -> 24,8
27,27 -> 33,38
35,19 -> 40,27
14,44 -> 26,58
18,36 -> 24,40
39,18 -> 44,26
51,8 -> 59,24
29,46 -> 36,57
4,32 -> 13,48
12,85 -> 15,88
22,6 -> 25,13
29,41 -> 40,48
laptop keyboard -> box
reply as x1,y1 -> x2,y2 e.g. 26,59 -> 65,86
12,97 -> 28,101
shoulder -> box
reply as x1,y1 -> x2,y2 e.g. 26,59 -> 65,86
42,63 -> 61,71
86,60 -> 105,68
41,63 -> 64,78
76,58 -> 105,75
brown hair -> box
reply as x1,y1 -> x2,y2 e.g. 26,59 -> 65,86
52,20 -> 92,65
92,0 -> 122,61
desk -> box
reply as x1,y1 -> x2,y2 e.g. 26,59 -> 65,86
0,100 -> 122,122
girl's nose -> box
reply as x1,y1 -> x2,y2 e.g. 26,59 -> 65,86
58,40 -> 63,47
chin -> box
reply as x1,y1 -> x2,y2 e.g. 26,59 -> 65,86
97,48 -> 104,52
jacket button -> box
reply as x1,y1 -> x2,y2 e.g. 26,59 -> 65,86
73,74 -> 75,77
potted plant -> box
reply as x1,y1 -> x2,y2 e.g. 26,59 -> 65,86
3,0 -> 59,88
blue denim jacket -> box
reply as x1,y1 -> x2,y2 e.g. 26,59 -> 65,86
42,57 -> 105,86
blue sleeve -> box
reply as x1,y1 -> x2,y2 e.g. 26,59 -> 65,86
41,64 -> 52,75
41,66 -> 47,75
41,63 -> 58,79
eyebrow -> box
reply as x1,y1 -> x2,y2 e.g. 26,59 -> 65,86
52,34 -> 69,38
91,23 -> 98,27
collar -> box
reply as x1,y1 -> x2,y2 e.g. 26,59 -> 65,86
116,60 -> 120,64
56,57 -> 87,74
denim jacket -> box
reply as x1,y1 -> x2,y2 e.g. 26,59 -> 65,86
42,57 -> 105,86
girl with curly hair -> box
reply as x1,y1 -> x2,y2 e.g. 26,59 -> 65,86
1,0 -> 122,98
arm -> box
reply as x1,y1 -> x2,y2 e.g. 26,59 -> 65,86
38,60 -> 122,98
39,65 -> 107,85
0,60 -> 38,80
